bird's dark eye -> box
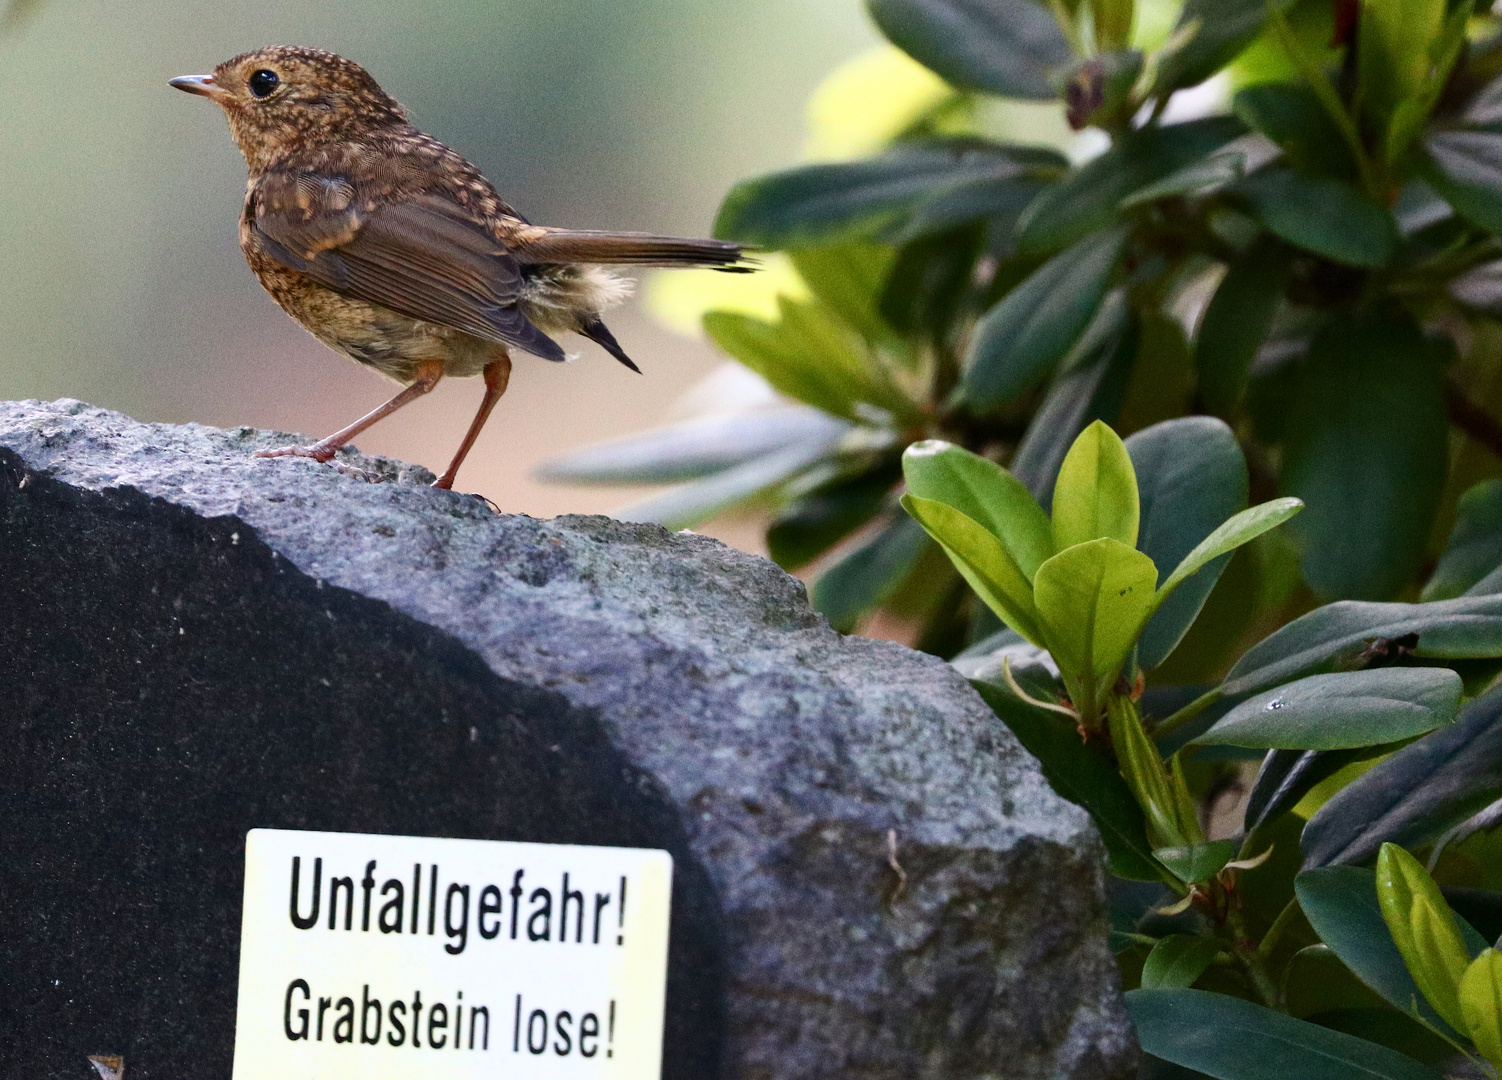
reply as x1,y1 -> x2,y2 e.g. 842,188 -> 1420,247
248,69 -> 280,98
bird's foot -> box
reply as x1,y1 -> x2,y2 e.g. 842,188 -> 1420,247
252,445 -> 378,482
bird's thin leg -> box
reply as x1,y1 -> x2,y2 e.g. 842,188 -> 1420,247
255,359 -> 445,471
434,352 -> 512,491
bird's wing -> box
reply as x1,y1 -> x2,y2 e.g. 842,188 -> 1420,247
251,175 -> 564,362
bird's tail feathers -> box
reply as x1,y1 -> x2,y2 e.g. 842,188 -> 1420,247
516,229 -> 752,272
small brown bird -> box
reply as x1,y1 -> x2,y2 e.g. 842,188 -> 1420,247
171,46 -> 748,489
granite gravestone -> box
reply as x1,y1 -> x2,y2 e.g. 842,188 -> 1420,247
0,399 -> 1135,1079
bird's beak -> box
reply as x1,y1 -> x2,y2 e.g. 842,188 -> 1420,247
170,75 -> 227,103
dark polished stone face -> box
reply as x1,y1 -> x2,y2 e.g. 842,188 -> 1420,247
0,451 -> 725,1079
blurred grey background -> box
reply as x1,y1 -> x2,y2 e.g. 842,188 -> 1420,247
0,0 -> 878,524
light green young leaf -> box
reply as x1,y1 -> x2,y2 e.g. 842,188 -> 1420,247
1377,842 -> 1473,1031
903,441 -> 1054,580
1460,950 -> 1502,1071
901,494 -> 1043,644
1141,935 -> 1222,990
1109,695 -> 1190,850
1035,538 -> 1157,686
1158,498 -> 1303,600
1051,420 -> 1141,551
1358,0 -> 1446,123
704,298 -> 913,422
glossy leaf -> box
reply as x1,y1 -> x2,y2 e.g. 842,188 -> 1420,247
1377,843 -> 1473,1031
1423,480 -> 1502,602
1232,169 -> 1397,268
1154,840 -> 1236,884
810,514 -> 932,632
1126,987 -> 1446,1080
1009,300 -> 1136,506
714,144 -> 1038,248
1128,417 -> 1248,669
1119,151 -> 1245,208
1280,314 -> 1448,601
1302,686 -> 1502,867
1424,130 -> 1502,237
1142,935 -> 1222,990
1460,950 -> 1502,1069
976,682 -> 1163,881
1034,538 -> 1158,685
1194,668 -> 1462,751
1017,118 -> 1244,254
866,0 -> 1073,101
1245,748 -> 1369,835
902,494 -> 1043,643
963,226 -> 1129,412
1224,593 -> 1502,696
705,298 -> 913,422
902,440 -> 1053,579
1157,0 -> 1298,92
1051,420 -> 1140,552
1195,237 -> 1290,415
1157,499 -> 1303,600
535,407 -> 848,485
1296,866 -> 1462,1036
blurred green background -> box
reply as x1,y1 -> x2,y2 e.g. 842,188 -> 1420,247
0,0 -> 878,525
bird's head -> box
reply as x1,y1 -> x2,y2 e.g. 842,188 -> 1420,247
171,46 -> 408,170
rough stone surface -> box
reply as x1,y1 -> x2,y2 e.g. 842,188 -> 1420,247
0,399 -> 1135,1079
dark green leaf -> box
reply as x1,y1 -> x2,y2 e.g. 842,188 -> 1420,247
1126,988 -> 1444,1079
1154,840 -> 1237,883
879,225 -> 985,334
535,408 -> 848,485
811,515 -> 934,632
963,226 -> 1129,411
866,0 -> 1073,100
1010,301 -> 1136,506
897,174 -> 1055,242
1196,668 -> 1461,750
1423,480 -> 1502,601
714,144 -> 1039,248
767,469 -> 895,569
1120,151 -> 1246,208
1302,686 -> 1502,867
1157,0 -> 1298,92
1245,748 -> 1377,835
1297,866 -> 1464,1036
1142,935 -> 1223,990
975,682 -> 1162,880
1234,84 -> 1358,180
1017,118 -> 1245,254
1224,593 -> 1502,696
1128,418 -> 1248,669
1279,313 -> 1448,600
1423,130 -> 1502,237
1195,237 -> 1290,415
1232,169 -> 1397,268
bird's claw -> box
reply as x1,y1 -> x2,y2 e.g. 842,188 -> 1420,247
252,445 -> 379,483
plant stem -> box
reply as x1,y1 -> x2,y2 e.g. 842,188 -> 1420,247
1150,686 -> 1224,744
1266,3 -> 1379,198
1227,905 -> 1282,1009
1257,898 -> 1301,960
